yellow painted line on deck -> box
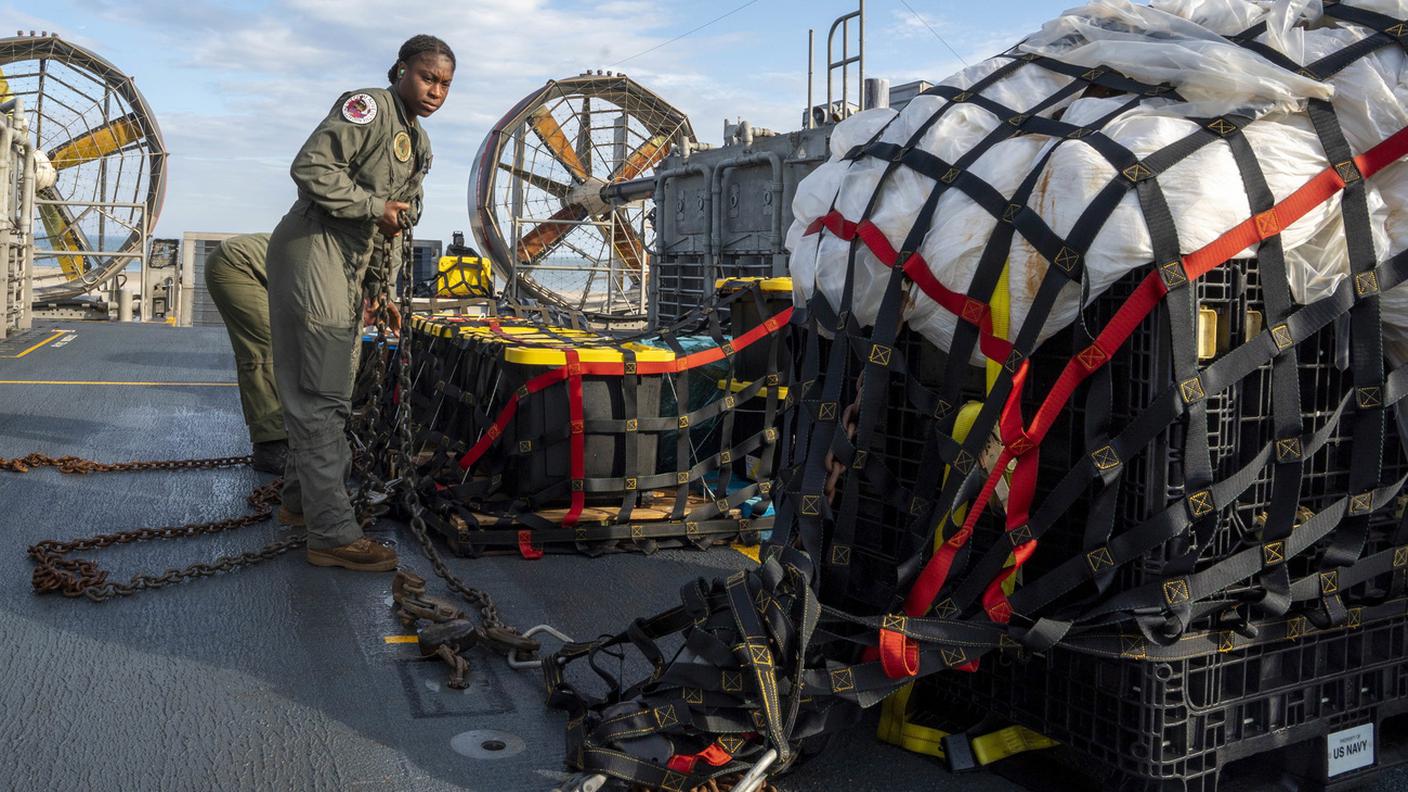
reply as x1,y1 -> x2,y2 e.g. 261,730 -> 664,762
2,329 -> 70,358
0,379 -> 239,386
383,635 -> 419,645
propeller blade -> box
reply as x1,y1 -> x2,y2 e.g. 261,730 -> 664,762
529,107 -> 588,183
517,204 -> 588,263
496,162 -> 571,198
613,135 -> 671,182
36,187 -> 90,280
576,96 -> 592,177
602,210 -> 646,272
47,113 -> 144,171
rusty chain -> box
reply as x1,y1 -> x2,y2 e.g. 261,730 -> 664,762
367,211 -> 515,638
26,478 -> 300,602
2,452 -> 253,475
17,210 -> 517,640
350,238 -> 397,527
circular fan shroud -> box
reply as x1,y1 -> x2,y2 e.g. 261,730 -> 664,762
470,73 -> 693,322
0,35 -> 167,302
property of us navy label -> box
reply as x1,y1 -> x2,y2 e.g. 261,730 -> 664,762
342,93 -> 377,125
393,131 -> 412,162
1327,723 -> 1374,776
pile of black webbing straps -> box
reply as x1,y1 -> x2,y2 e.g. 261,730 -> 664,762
386,281 -> 793,558
541,6 -> 1408,789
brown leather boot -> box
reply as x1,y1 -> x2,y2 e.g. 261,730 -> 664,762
277,506 -> 305,527
306,538 -> 398,572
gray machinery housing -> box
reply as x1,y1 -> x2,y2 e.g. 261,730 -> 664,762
645,76 -> 930,327
648,126 -> 831,326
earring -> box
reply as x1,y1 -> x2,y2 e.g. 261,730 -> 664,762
397,68 -> 406,78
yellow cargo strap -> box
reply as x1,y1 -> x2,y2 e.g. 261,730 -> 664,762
877,681 -> 1057,765
717,379 -> 790,400
714,276 -> 793,295
878,264 -> 1055,767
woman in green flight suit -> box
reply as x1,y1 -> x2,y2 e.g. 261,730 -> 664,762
268,35 -> 454,572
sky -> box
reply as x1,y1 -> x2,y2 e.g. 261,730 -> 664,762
14,0 -> 1077,244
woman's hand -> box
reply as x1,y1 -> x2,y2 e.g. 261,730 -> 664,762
362,297 -> 401,333
377,200 -> 411,236
385,300 -> 402,333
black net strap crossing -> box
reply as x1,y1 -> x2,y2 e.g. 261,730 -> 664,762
542,7 -> 1408,789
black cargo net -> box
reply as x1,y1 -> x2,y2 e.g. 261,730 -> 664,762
388,280 -> 792,558
544,6 -> 1408,790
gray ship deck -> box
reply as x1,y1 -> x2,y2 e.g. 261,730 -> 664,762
0,321 -> 1400,791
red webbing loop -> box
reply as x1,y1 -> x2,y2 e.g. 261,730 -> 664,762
564,350 -> 586,527
900,122 -> 1408,619
878,628 -> 920,678
517,529 -> 545,560
666,743 -> 735,774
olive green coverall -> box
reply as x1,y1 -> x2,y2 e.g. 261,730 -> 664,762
204,233 -> 285,445
268,87 -> 429,549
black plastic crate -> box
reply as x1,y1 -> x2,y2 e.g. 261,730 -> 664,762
404,319 -> 669,505
876,256 -> 1408,791
717,276 -> 795,383
808,326 -> 992,615
654,254 -> 776,327
919,612 -> 1408,791
1023,259 -> 1408,598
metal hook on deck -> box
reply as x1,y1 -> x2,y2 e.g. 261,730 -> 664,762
733,748 -> 779,792
507,624 -> 575,669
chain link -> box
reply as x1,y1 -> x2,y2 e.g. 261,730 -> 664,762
364,212 -> 512,635
349,237 -> 397,526
26,478 -> 300,602
1,453 -> 254,475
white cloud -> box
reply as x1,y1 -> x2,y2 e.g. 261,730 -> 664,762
0,5 -> 100,49
94,0 -> 806,244
45,0 -> 1056,247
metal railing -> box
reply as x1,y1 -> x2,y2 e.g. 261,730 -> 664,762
30,196 -> 149,311
825,0 -> 865,125
0,98 -> 36,340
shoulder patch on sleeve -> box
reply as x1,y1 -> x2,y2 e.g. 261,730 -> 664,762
341,93 -> 378,125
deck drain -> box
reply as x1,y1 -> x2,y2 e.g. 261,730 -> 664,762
450,729 -> 525,760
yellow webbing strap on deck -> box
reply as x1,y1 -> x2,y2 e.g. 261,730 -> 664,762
877,265 -> 1055,767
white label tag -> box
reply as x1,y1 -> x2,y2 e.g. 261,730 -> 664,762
1327,722 -> 1374,777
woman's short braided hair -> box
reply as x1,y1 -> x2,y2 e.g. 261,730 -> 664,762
388,35 -> 456,84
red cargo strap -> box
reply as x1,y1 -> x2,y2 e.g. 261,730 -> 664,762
900,123 -> 1408,621
666,742 -> 735,774
564,349 -> 586,527
804,214 -> 1014,362
517,529 -> 544,560
878,627 -> 920,678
